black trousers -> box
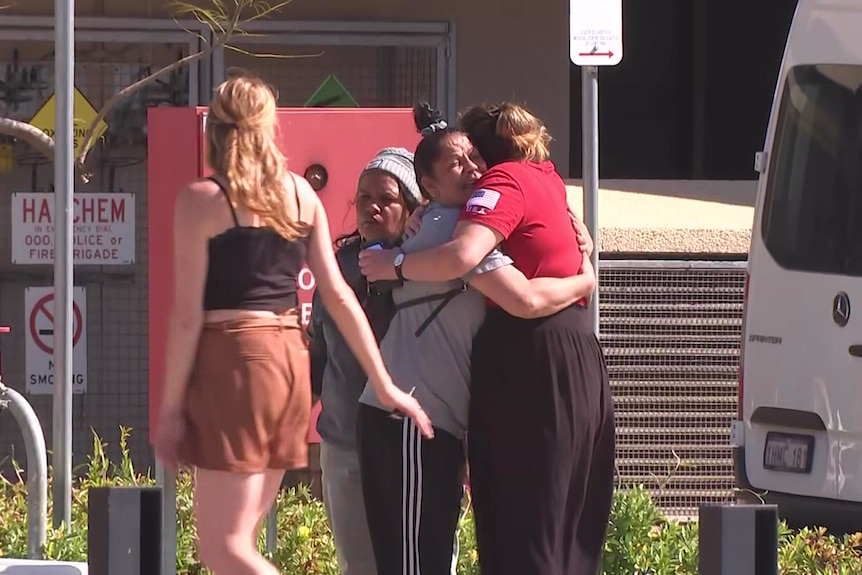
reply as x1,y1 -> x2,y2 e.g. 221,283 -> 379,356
357,404 -> 465,575
468,304 -> 615,575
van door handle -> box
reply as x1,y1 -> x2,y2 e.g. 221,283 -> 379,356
849,345 -> 862,357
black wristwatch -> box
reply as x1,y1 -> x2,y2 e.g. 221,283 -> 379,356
393,251 -> 406,281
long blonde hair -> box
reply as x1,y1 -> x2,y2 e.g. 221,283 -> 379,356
205,73 -> 310,240
458,101 -> 551,167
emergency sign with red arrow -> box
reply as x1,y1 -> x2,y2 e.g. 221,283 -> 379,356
578,50 -> 615,58
569,0 -> 623,67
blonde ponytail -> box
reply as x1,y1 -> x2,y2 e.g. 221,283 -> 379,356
205,73 -> 311,241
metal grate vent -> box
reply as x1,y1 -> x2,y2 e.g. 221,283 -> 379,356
599,260 -> 746,519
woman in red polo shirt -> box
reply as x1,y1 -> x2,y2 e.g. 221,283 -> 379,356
358,102 -> 615,575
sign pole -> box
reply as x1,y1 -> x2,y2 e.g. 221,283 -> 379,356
53,0 -> 75,529
582,65 -> 600,336
570,0 -> 623,337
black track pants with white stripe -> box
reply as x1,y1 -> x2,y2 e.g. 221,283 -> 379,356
357,404 -> 465,575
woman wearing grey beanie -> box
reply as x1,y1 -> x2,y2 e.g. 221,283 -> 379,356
307,147 -> 422,575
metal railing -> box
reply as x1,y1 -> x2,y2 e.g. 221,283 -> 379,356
0,380 -> 48,558
0,326 -> 47,559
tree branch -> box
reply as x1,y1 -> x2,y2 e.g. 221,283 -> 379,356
0,0 -> 302,180
223,43 -> 324,59
74,4 -> 244,170
73,50 -> 211,170
0,117 -> 55,160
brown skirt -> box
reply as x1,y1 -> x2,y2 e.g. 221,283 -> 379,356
178,309 -> 311,473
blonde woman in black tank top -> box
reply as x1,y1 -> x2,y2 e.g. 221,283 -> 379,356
153,73 -> 433,575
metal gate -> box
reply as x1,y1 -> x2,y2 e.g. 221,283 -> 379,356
600,259 -> 746,519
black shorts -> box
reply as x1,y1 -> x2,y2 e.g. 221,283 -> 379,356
467,304 -> 615,575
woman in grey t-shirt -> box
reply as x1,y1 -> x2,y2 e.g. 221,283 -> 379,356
355,103 -> 596,575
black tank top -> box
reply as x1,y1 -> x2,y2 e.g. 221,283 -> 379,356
203,177 -> 308,313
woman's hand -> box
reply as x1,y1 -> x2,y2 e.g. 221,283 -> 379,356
403,204 -> 426,240
358,248 -> 400,282
154,406 -> 185,472
568,209 -> 594,256
375,384 -> 435,439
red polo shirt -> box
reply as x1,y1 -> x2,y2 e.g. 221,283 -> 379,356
458,160 -> 584,306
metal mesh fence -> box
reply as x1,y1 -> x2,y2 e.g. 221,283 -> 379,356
224,44 -> 438,109
0,35 -> 442,476
600,260 -> 746,519
0,39 -> 190,473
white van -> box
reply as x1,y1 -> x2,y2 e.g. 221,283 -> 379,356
732,0 -> 862,533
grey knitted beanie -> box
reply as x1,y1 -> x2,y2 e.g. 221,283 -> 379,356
361,147 -> 422,210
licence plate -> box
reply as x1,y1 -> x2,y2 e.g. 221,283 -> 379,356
763,432 -> 814,474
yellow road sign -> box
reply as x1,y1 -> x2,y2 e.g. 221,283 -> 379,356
29,86 -> 109,157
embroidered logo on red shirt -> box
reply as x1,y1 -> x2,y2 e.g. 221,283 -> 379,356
465,189 -> 500,214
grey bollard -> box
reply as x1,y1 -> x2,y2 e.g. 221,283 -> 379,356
698,503 -> 778,575
88,486 -> 163,575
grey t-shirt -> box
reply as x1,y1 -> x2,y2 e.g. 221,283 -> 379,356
358,202 -> 512,440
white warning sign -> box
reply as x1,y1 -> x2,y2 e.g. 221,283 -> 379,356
25,286 -> 87,395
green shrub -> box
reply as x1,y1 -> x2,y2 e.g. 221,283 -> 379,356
1,428 -> 862,574
0,428 -> 479,575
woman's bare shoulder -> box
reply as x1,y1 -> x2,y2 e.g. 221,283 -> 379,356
180,177 -> 222,202
174,178 -> 230,235
288,171 -> 320,224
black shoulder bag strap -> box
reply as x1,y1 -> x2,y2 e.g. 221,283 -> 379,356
395,282 -> 468,337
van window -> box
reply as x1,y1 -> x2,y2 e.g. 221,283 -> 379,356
762,65 -> 862,276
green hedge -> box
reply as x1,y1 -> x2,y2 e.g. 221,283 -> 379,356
1,428 -> 862,574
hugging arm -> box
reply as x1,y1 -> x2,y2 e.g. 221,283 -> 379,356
393,207 -> 595,281
468,256 -> 595,319
400,176 -> 594,317
397,220 -> 500,281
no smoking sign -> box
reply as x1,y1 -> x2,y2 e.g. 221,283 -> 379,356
24,286 -> 87,395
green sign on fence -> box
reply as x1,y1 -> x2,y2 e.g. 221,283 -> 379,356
305,74 -> 359,108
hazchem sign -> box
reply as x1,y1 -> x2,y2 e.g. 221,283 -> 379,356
11,192 -> 136,265
25,286 -> 88,395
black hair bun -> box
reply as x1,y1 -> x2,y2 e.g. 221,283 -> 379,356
413,101 -> 447,135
